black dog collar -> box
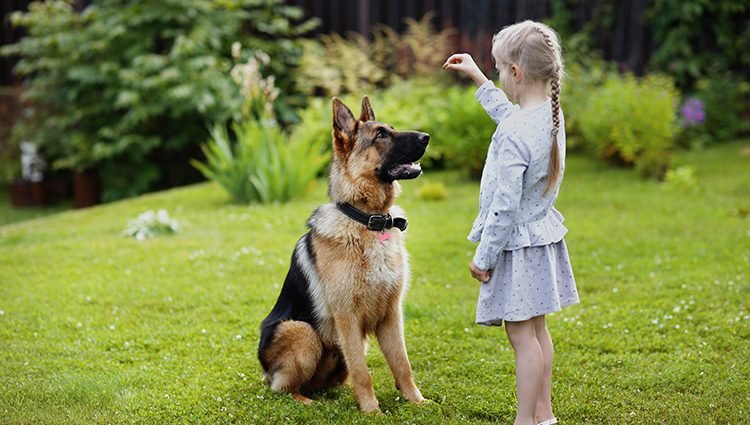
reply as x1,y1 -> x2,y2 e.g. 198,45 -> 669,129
336,202 -> 408,232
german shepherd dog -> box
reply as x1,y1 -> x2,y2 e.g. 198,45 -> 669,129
258,96 -> 429,412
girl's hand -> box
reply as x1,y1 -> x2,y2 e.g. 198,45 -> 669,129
469,262 -> 492,283
442,53 -> 489,87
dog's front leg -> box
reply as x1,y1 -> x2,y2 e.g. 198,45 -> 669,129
334,313 -> 380,413
375,305 -> 424,404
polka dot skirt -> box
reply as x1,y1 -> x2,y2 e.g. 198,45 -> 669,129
476,239 -> 579,326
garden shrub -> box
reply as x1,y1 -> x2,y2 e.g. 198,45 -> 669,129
430,84 -> 497,179
416,181 -> 448,201
1,0 -> 316,201
663,165 -> 698,192
295,12 -> 454,98
561,58 -> 615,150
579,74 -> 679,179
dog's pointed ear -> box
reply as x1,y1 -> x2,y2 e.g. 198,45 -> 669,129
332,97 -> 356,155
359,95 -> 376,122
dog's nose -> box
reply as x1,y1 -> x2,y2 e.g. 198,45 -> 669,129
418,133 -> 430,147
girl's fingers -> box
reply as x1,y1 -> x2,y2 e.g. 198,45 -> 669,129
442,59 -> 458,69
443,53 -> 465,67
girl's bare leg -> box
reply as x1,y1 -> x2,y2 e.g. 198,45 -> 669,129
505,319 -> 544,425
533,315 -> 555,422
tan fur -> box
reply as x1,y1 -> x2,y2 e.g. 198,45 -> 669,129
262,97 -> 424,413
262,321 -> 323,398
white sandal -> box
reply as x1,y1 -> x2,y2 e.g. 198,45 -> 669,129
537,418 -> 558,425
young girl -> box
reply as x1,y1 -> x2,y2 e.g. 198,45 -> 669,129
443,21 -> 579,425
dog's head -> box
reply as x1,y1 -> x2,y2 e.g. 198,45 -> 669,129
331,96 -> 429,184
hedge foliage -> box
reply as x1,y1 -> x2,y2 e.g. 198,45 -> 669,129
579,74 -> 680,179
1,0 -> 316,201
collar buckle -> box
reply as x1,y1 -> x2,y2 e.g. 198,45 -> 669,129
366,214 -> 393,231
337,202 -> 406,232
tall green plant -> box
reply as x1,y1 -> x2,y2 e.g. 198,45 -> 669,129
192,120 -> 328,204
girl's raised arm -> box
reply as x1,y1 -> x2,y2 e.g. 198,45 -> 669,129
443,53 -> 519,124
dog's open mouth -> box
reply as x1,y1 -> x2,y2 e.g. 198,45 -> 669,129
387,162 -> 422,180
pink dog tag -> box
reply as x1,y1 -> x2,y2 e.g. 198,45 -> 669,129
379,232 -> 391,241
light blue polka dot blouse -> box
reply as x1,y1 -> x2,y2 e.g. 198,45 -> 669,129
468,80 -> 569,271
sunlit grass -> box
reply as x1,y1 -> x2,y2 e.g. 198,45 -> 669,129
1,141 -> 749,424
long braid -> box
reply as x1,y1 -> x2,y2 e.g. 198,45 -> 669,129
536,26 -> 562,194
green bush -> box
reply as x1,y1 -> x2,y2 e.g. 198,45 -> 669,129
430,84 -> 497,179
579,74 -> 679,179
416,181 -> 448,201
192,120 -> 328,204
561,58 -> 616,150
663,165 -> 698,192
1,0 -> 315,201
295,13 -> 454,98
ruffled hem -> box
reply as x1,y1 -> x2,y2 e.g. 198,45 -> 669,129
503,209 -> 568,250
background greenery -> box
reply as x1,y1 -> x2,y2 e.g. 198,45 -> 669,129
1,140 -> 748,423
1,0 -> 316,201
3,3 -> 749,203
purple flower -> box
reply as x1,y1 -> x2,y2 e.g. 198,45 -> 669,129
680,97 -> 705,126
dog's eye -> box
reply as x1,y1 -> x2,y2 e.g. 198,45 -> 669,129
375,129 -> 388,140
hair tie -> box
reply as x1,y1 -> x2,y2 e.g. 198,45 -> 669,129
551,128 -> 559,137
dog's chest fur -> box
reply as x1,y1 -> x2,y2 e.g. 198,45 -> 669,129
304,204 -> 410,345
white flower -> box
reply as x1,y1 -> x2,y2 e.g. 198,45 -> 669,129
157,209 -> 169,223
142,210 -> 156,222
122,209 -> 180,240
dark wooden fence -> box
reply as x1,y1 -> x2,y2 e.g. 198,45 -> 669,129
287,0 -> 654,74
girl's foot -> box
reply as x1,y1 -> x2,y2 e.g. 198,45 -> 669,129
537,418 -> 558,425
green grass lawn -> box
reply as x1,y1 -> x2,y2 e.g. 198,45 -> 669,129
1,141 -> 749,424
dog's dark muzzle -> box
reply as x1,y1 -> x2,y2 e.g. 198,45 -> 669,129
381,131 -> 429,182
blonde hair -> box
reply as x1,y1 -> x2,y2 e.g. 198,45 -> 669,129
492,21 -> 564,194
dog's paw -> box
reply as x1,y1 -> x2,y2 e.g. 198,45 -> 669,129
403,388 -> 425,404
363,407 -> 383,416
292,393 -> 313,406
359,399 -> 381,414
